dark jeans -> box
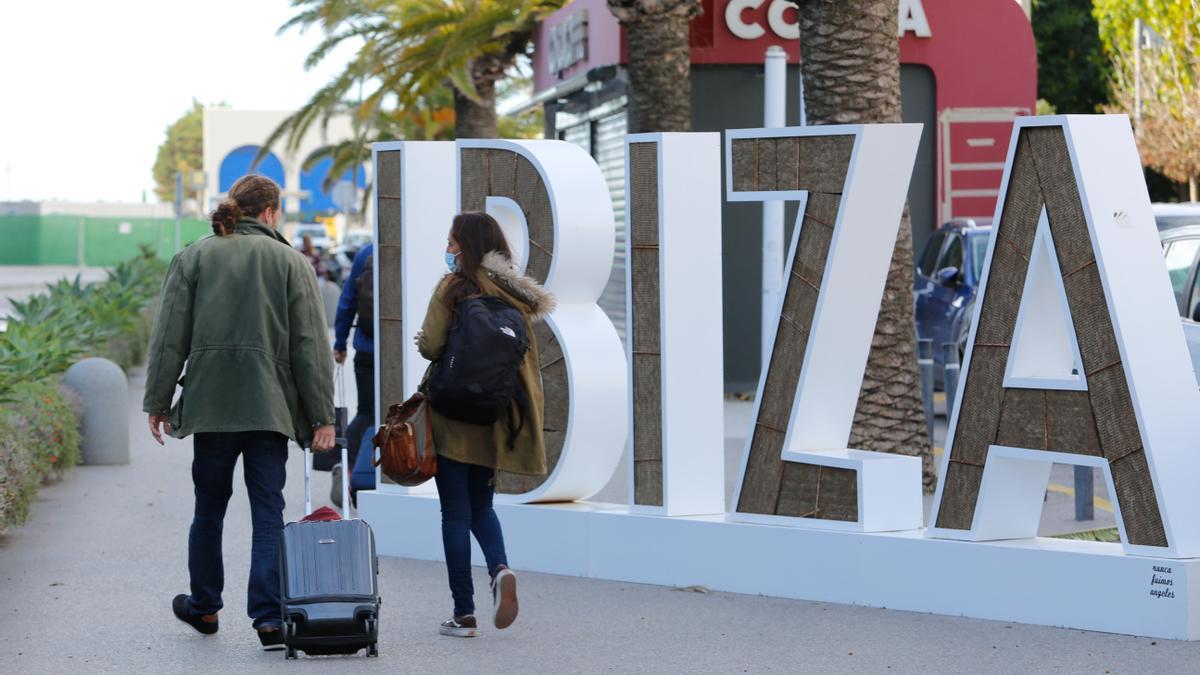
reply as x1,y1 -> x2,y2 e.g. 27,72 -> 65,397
345,350 -> 375,477
187,431 -> 288,629
434,455 -> 508,616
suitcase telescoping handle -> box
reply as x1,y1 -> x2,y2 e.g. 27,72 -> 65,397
304,439 -> 350,517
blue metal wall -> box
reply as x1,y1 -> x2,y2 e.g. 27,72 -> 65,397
218,146 -> 285,192
300,157 -> 366,217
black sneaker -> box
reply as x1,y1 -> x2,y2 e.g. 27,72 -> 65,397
172,594 -> 218,635
491,567 -> 518,629
439,615 -> 477,637
257,626 -> 285,651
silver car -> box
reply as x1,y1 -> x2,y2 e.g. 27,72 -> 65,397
1158,224 -> 1200,380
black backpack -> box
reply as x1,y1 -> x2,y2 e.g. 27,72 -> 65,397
426,296 -> 530,439
356,252 -> 374,340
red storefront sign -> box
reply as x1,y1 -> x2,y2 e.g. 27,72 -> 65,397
532,0 -> 1036,222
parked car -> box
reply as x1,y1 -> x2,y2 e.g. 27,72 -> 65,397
1157,226 -> 1200,378
916,216 -> 1200,389
913,219 -> 992,382
342,229 -> 373,257
1153,202 -> 1200,231
292,223 -> 334,251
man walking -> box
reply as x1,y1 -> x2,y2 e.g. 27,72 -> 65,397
143,175 -> 335,651
332,242 -> 375,504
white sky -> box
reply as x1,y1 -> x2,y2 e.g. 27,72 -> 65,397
0,0 -> 355,203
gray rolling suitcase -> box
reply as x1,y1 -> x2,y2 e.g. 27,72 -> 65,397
280,443 -> 381,659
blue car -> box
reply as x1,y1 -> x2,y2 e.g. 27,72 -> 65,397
913,219 -> 992,383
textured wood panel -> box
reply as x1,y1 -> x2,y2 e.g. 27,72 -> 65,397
455,147 -> 564,494
734,186 -> 857,521
728,135 -> 855,195
375,151 -> 404,487
628,142 -> 663,506
729,133 -> 859,522
495,321 -> 567,493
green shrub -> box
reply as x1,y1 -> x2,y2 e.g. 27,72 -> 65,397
0,244 -> 167,397
0,379 -> 82,532
1051,527 -> 1121,543
0,245 -> 166,531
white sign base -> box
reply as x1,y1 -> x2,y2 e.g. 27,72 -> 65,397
359,490 -> 1200,640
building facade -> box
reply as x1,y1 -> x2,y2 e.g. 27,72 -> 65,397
520,0 -> 1037,389
201,108 -> 368,224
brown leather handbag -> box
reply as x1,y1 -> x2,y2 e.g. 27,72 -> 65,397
371,392 -> 438,486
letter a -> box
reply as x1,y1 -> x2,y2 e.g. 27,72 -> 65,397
929,116 -> 1200,558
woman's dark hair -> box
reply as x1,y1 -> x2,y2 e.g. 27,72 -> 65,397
210,175 -> 281,236
444,211 -> 513,307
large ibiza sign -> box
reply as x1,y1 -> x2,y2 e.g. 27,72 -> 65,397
362,116 -> 1200,640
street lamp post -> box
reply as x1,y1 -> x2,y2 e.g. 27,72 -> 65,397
761,47 -> 788,370
1134,17 -> 1143,125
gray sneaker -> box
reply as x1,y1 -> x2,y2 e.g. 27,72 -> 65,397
439,615 -> 477,637
330,463 -> 343,507
492,567 -> 518,629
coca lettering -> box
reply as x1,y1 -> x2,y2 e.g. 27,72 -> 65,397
723,0 -> 929,42
724,0 -> 796,41
898,0 -> 932,38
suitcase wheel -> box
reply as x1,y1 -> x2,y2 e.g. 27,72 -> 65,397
367,643 -> 379,658
284,620 -> 298,659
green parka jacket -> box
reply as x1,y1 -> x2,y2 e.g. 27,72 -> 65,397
142,219 -> 335,442
417,252 -> 556,475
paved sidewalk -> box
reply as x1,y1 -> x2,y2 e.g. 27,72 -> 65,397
2,367 -> 1199,672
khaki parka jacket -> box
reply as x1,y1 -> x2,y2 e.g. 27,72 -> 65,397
142,219 -> 335,443
416,252 -> 555,475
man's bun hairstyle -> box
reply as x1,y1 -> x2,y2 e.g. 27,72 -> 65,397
210,174 -> 281,236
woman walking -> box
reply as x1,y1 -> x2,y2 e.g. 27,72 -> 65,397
416,212 -> 554,637
143,175 -> 335,651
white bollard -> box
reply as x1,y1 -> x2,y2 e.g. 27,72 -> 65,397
64,357 -> 130,465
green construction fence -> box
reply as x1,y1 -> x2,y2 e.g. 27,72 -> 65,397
0,215 -> 210,266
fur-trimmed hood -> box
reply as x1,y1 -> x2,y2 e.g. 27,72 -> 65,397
480,251 -> 557,320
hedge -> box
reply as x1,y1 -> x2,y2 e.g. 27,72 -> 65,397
0,246 -> 167,532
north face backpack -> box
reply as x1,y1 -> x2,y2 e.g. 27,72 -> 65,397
426,296 -> 530,434
356,252 -> 374,340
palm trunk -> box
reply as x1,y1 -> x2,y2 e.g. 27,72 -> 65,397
608,0 -> 701,134
799,0 -> 935,490
454,54 -> 509,139
454,83 -> 497,139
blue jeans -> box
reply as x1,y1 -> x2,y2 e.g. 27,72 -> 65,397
346,350 -> 375,496
187,431 -> 288,629
434,455 -> 508,616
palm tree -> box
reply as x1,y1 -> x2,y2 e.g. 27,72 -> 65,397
797,0 -> 934,488
301,93 -> 457,213
607,0 -> 702,133
270,0 -> 564,155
